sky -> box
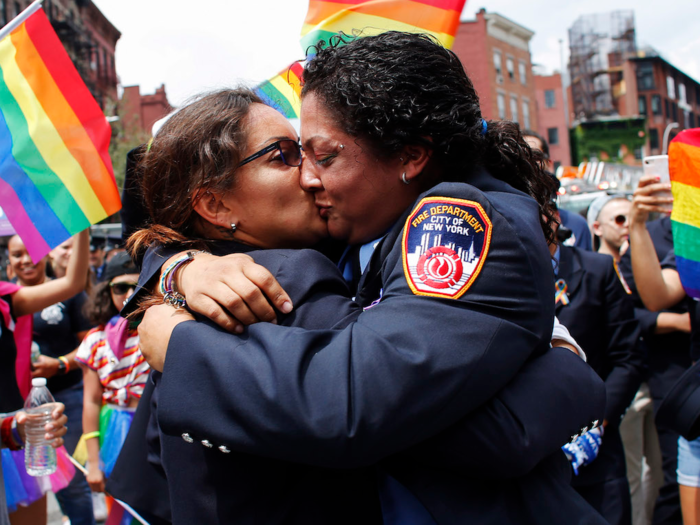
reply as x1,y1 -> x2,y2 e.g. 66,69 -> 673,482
92,0 -> 700,109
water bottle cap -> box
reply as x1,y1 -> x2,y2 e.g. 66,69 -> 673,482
32,378 -> 47,387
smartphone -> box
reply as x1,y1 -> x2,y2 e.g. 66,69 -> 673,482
643,155 -> 672,212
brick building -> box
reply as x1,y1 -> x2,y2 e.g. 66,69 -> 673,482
629,51 -> 700,155
121,84 -> 172,134
0,0 -> 120,109
453,8 -> 537,131
533,73 -> 572,168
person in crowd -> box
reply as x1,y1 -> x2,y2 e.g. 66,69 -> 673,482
75,251 -> 146,495
1,230 -> 89,525
587,194 -> 632,258
549,199 -> 644,523
89,243 -> 106,282
7,235 -> 96,525
48,237 -> 73,278
627,174 -> 699,524
615,179 -> 691,525
1,405 -> 68,525
128,33 -> 606,524
523,130 -> 592,251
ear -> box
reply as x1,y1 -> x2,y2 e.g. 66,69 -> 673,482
591,220 -> 603,238
192,191 -> 236,229
400,144 -> 432,183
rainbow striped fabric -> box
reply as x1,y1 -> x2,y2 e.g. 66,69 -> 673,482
669,128 -> 700,299
256,0 -> 467,119
0,8 -> 121,262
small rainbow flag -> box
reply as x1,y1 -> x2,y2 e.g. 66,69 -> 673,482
669,128 -> 700,299
256,0 -> 467,119
0,3 -> 121,262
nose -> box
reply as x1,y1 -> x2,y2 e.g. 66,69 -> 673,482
20,252 -> 32,265
125,287 -> 135,301
299,154 -> 323,192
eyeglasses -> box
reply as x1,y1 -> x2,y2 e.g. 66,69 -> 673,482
613,214 -> 628,226
109,282 -> 138,295
237,139 -> 302,168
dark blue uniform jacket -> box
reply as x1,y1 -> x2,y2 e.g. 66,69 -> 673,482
555,246 -> 643,486
111,174 -> 606,524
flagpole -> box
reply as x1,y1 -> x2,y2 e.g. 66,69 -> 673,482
0,0 -> 43,42
65,454 -> 152,525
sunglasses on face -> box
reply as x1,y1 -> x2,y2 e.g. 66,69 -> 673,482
612,214 -> 628,226
237,139 -> 302,168
109,282 -> 138,295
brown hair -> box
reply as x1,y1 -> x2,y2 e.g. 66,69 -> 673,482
127,88 -> 262,259
82,281 -> 117,326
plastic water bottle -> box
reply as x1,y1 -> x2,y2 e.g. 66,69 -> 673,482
23,377 -> 57,476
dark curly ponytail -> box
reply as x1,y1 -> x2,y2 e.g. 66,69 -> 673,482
302,31 -> 557,244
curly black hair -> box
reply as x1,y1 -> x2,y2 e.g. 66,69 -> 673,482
302,31 -> 557,244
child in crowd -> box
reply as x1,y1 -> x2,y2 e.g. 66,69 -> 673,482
75,252 -> 147,493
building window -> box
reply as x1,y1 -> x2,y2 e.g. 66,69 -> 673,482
522,100 -> 531,129
665,98 -> 670,119
510,96 -> 519,122
547,127 -> 559,145
638,96 -> 647,116
684,110 -> 691,129
494,51 -> 502,75
519,61 -> 527,85
672,102 -> 678,122
636,62 -> 655,91
497,93 -> 506,119
690,112 -> 696,128
0,1 -> 5,26
506,58 -> 515,81
651,95 -> 662,115
544,90 -> 556,109
13,1 -> 19,17
679,83 -> 687,105
667,76 -> 676,99
649,128 -> 659,150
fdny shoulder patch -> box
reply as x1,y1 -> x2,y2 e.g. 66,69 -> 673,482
402,196 -> 492,299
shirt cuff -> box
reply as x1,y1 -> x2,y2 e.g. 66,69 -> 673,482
552,316 -> 587,362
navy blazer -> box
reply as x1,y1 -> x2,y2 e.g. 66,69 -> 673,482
139,175 -> 605,524
555,246 -> 643,485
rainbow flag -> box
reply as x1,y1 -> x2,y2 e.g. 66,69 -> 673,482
256,0 -> 467,119
669,128 -> 700,299
0,6 -> 121,262
255,61 -> 304,120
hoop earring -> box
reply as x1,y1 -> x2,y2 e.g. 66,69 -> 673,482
231,223 -> 237,233
401,172 -> 410,185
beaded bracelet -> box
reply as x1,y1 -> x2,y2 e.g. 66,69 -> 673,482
159,250 -> 208,309
58,355 -> 71,373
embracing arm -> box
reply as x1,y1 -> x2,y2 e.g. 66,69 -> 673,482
13,229 -> 90,317
149,222 -> 552,469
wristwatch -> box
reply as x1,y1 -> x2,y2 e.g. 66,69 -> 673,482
57,356 -> 68,375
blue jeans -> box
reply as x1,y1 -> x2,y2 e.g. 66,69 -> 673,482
53,382 -> 96,525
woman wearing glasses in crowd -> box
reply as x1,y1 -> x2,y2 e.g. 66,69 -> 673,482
121,32 -> 608,524
74,251 -> 147,495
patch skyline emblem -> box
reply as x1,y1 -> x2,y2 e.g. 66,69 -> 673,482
402,197 -> 492,299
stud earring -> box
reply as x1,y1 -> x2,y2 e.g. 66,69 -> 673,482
401,172 -> 410,185
231,223 -> 237,233
339,144 -> 345,149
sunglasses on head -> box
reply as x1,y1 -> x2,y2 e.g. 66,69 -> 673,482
109,282 -> 138,295
613,214 -> 628,226
237,139 -> 302,168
